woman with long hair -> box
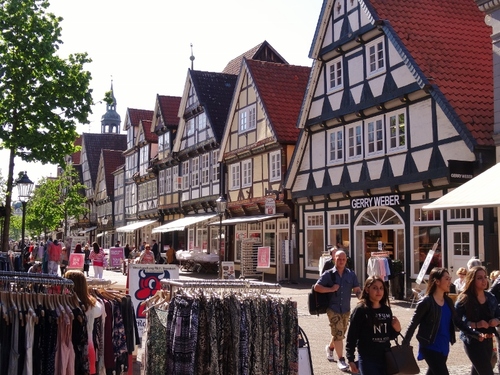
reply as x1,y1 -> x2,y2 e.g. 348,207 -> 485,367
456,266 -> 500,375
345,276 -> 401,374
65,270 -> 102,375
89,242 -> 105,279
404,267 -> 475,374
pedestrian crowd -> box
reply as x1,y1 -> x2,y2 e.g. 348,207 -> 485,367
315,250 -> 500,375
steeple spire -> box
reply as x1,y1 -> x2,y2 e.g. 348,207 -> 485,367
101,78 -> 121,134
190,43 -> 195,70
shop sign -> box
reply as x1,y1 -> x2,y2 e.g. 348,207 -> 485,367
265,197 -> 276,215
449,160 -> 474,183
351,194 -> 402,209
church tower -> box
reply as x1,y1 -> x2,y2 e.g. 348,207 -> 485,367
101,81 -> 121,134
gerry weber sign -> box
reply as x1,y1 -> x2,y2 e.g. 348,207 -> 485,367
351,194 -> 402,209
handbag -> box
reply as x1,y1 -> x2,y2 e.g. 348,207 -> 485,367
385,333 -> 419,375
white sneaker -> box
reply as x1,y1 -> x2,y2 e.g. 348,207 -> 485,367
337,357 -> 349,372
325,345 -> 336,362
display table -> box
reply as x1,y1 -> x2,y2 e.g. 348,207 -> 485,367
176,250 -> 219,273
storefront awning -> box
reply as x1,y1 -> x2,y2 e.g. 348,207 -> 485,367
152,214 -> 217,233
78,226 -> 97,234
96,232 -> 104,238
210,213 -> 284,226
423,163 -> 500,210
115,220 -> 157,233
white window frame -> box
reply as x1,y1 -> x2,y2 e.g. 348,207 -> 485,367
305,213 -> 325,270
165,168 -> 172,193
388,111 -> 407,152
238,104 -> 256,133
192,157 -> 199,187
269,150 -> 281,182
212,150 -> 220,182
172,165 -> 179,191
182,161 -> 189,190
201,154 -> 209,185
365,117 -> 384,156
327,57 -> 343,92
158,169 -> 165,195
346,123 -> 363,161
139,146 -> 149,176
230,163 -> 240,190
367,38 -> 386,77
448,208 -> 473,221
328,128 -> 344,164
241,159 -> 252,188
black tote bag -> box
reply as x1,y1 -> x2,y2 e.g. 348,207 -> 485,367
385,334 -> 419,375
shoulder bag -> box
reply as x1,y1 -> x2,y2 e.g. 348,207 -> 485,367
307,271 -> 334,315
385,333 -> 419,375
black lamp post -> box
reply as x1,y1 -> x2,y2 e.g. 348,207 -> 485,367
216,195 -> 227,278
16,171 -> 34,252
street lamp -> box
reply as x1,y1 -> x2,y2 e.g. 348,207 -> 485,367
216,195 -> 227,278
16,171 -> 34,252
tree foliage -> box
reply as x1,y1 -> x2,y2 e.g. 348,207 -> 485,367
0,0 -> 94,250
26,165 -> 87,240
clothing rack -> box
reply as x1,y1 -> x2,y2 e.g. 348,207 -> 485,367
86,278 -> 115,287
161,278 -> 281,293
370,251 -> 391,257
0,270 -> 74,286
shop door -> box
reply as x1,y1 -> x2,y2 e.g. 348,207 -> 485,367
447,225 -> 474,279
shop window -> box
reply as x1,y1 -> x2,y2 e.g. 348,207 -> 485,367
196,228 -> 207,250
264,221 -> 276,263
305,213 -> 324,270
329,211 -> 350,254
449,208 -> 472,221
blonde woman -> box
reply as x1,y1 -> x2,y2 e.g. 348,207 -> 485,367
454,267 -> 467,293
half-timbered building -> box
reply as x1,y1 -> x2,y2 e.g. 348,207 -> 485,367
285,0 -> 496,288
219,59 -> 310,281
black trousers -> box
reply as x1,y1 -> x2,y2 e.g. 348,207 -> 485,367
420,346 -> 449,375
463,337 -> 494,375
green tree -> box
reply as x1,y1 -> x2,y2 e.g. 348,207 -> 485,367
26,165 -> 87,240
0,0 -> 93,251
9,208 -> 21,243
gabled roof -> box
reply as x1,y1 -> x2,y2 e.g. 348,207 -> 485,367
190,71 -> 238,141
101,149 -> 125,196
246,59 -> 310,143
222,41 -> 288,75
123,108 -> 154,130
157,95 -> 181,129
81,133 -> 127,187
366,0 -> 493,146
140,120 -> 157,143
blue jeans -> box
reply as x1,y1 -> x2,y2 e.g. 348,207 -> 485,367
358,355 -> 387,375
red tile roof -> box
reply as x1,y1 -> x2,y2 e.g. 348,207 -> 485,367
222,41 -> 288,75
245,59 -> 310,143
368,0 -> 493,146
102,149 -> 125,195
141,120 -> 158,143
127,108 -> 154,127
157,95 -> 181,128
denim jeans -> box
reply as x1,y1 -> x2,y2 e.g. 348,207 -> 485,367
358,355 -> 387,375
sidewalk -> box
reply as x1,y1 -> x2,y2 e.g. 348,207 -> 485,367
98,268 -> 494,375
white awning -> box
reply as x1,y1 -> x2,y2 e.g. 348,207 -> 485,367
78,226 -> 97,234
96,233 -> 104,238
152,214 -> 217,233
423,163 -> 500,210
116,220 -> 157,233
210,213 -> 284,226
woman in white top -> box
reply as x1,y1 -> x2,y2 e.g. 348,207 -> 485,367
65,270 -> 103,375
453,267 -> 467,293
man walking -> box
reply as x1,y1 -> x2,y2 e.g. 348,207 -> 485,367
314,250 -> 361,372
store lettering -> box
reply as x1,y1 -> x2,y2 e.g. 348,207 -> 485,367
351,195 -> 400,209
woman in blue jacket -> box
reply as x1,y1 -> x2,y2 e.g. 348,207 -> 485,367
456,266 -> 500,375
404,267 -> 477,375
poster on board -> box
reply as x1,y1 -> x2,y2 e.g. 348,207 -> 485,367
108,247 -> 124,268
257,246 -> 271,270
128,264 -> 179,337
68,253 -> 85,270
416,239 -> 440,285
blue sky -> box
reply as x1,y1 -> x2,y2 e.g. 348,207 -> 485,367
2,0 -> 323,188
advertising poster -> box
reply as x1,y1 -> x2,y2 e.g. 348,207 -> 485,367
128,264 -> 179,337
257,246 -> 271,270
221,261 -> 235,279
68,253 -> 85,270
108,247 -> 124,268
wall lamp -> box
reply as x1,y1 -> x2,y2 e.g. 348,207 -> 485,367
422,180 -> 433,189
265,188 -> 281,201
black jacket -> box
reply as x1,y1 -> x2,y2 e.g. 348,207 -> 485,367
404,294 -> 477,346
